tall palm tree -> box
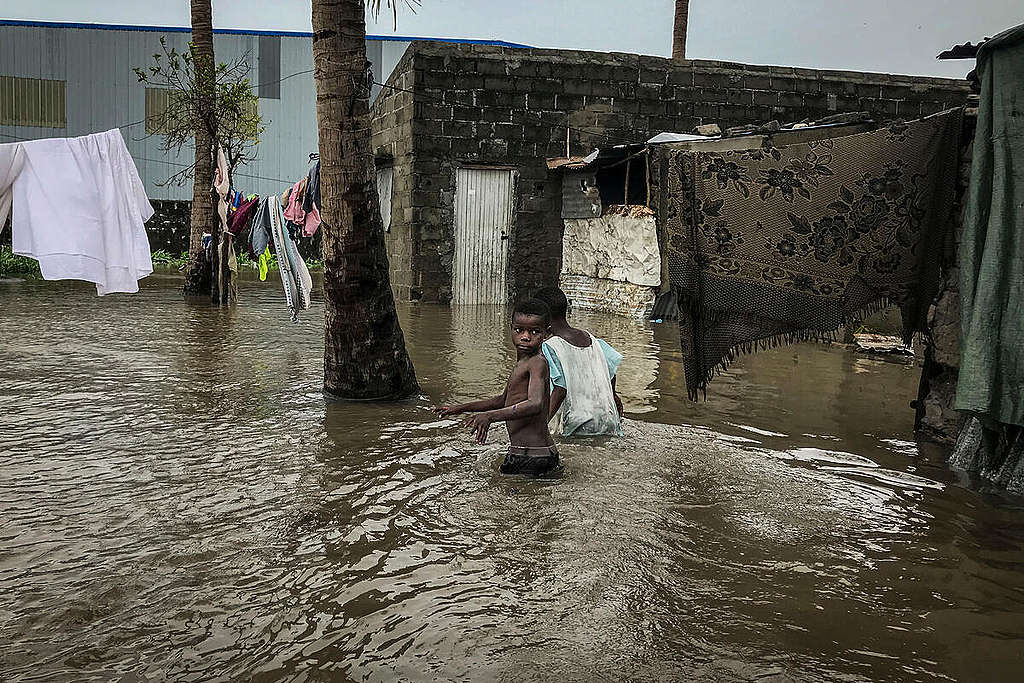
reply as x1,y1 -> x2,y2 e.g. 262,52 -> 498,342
672,0 -> 689,61
311,0 -> 418,399
183,0 -> 217,299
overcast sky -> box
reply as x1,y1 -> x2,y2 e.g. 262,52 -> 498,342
3,1 -> 1021,78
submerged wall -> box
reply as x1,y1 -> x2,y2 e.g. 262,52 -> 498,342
380,41 -> 970,302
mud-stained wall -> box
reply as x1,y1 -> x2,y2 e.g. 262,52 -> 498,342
562,213 -> 660,287
915,114 -> 976,444
560,212 -> 660,318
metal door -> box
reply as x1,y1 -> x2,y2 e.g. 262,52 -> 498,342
452,167 -> 514,304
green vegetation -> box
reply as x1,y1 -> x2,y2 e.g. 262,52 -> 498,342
151,249 -> 189,268
0,246 -> 40,277
2,246 -> 323,279
150,248 -> 324,273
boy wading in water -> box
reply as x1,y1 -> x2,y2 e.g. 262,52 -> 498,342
436,299 -> 561,476
533,286 -> 624,437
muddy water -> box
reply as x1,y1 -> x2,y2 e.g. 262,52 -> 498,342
1,275 -> 1023,682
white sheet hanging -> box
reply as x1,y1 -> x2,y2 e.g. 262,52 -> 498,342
0,143 -> 26,230
2,129 -> 154,295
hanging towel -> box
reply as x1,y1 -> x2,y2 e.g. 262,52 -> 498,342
214,146 -> 230,234
956,25 -> 1024,428
1,129 -> 154,295
266,195 -> 312,321
0,143 -> 26,230
659,109 -> 962,397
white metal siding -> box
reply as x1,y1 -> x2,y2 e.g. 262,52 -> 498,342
0,25 -> 406,201
452,167 -> 514,305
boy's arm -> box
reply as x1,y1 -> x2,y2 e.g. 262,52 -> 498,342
467,357 -> 549,443
548,386 -> 566,421
611,377 -> 623,416
437,391 -> 506,417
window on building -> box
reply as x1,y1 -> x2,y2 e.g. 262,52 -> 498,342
146,87 -> 258,138
145,87 -> 183,134
258,36 -> 281,99
0,75 -> 66,128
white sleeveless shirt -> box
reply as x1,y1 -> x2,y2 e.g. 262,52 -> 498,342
543,334 -> 623,437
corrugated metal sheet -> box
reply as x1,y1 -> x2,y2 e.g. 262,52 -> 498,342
452,167 -> 514,305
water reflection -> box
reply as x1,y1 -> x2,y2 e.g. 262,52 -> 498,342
1,275 -> 1023,682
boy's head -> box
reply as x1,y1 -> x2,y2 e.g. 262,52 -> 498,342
532,286 -> 569,320
510,298 -> 551,354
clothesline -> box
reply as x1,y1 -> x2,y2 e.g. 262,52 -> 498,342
0,132 -> 298,185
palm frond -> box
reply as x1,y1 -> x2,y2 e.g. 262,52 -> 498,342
367,0 -> 421,30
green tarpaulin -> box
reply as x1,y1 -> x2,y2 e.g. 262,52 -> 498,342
956,24 -> 1024,427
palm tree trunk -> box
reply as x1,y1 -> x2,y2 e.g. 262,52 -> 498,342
183,0 -> 217,298
672,0 -> 689,61
312,0 -> 418,399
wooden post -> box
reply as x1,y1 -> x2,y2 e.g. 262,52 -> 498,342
624,158 -> 632,205
645,149 -> 651,207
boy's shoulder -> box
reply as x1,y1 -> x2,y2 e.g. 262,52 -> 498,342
525,352 -> 549,373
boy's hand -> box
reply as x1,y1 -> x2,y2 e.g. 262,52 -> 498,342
465,413 -> 492,444
436,405 -> 462,417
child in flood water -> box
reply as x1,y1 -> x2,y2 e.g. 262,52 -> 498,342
533,286 -> 624,437
436,298 -> 560,476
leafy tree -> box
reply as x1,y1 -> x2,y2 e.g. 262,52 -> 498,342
133,8 -> 264,301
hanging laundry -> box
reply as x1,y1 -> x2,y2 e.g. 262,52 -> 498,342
0,129 -> 154,295
0,143 -> 25,230
228,194 -> 259,237
282,178 -> 322,237
214,146 -> 230,234
249,200 -> 271,259
956,24 -> 1024,428
257,245 -> 272,282
657,109 -> 962,397
302,158 -> 320,214
257,195 -> 312,321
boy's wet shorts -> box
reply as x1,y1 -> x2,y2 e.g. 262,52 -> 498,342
501,445 -> 562,476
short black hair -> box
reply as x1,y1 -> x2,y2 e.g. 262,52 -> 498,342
532,286 -> 568,318
512,298 -> 551,326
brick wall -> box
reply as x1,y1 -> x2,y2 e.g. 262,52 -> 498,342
375,42 -> 970,303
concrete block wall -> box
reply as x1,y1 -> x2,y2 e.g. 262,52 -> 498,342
374,42 -> 970,303
371,50 -> 418,300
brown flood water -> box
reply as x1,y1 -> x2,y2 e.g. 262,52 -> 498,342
1,273 -> 1023,682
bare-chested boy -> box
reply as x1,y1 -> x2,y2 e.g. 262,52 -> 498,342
436,299 -> 560,476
